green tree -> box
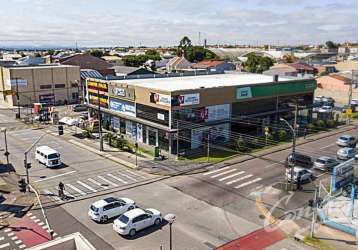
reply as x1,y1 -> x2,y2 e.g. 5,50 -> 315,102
325,41 -> 338,49
47,49 -> 55,56
145,49 -> 161,61
179,36 -> 192,48
244,53 -> 274,73
122,55 -> 149,67
89,49 -> 104,58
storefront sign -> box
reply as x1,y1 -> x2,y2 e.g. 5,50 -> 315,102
157,113 -> 165,120
206,104 -> 230,122
109,98 -> 136,117
108,85 -> 135,100
178,93 -> 200,106
39,93 -> 55,103
236,87 -> 252,99
154,93 -> 171,106
7,79 -> 28,87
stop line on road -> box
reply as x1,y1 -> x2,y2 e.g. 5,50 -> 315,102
42,170 -> 147,202
202,166 -> 263,190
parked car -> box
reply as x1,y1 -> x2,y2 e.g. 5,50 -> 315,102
113,208 -> 162,236
285,167 -> 313,183
321,97 -> 335,105
286,152 -> 313,168
88,197 -> 135,223
318,105 -> 333,113
313,156 -> 339,171
337,147 -> 356,160
336,135 -> 357,147
342,184 -> 358,198
73,104 -> 88,112
312,101 -> 323,112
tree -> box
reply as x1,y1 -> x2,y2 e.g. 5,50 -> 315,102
145,49 -> 161,61
179,36 -> 192,48
283,54 -> 296,63
244,53 -> 274,73
325,41 -> 338,49
89,49 -> 104,58
47,49 -> 55,56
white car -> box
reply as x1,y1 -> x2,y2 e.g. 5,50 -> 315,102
285,167 -> 313,183
318,105 -> 333,113
88,197 -> 135,223
337,147 -> 356,160
336,135 -> 357,147
113,208 -> 162,236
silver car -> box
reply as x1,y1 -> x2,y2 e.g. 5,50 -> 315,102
336,135 -> 357,147
337,147 -> 356,160
313,156 -> 338,171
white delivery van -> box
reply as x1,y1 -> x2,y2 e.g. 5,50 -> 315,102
35,146 -> 61,167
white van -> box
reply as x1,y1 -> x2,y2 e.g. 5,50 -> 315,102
35,146 -> 61,167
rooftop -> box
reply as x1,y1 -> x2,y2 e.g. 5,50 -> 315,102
3,64 -> 78,69
112,72 -> 295,92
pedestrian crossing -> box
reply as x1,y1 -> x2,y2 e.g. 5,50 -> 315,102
43,170 -> 147,202
202,166 -> 263,190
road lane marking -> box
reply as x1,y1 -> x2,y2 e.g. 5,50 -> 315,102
42,225 -> 48,229
4,229 -> 11,233
88,178 -> 109,189
0,237 -> 3,241
235,178 -> 262,189
211,169 -> 237,178
38,222 -> 45,226
118,173 -> 137,182
14,240 -> 22,244
11,236 -> 17,240
203,166 -> 231,176
34,171 -> 77,183
30,216 -> 36,219
0,243 -> 10,249
98,176 -> 119,187
43,189 -> 62,201
27,212 -> 32,216
19,244 -> 26,249
123,169 -> 144,178
107,174 -> 128,184
265,160 -> 285,168
33,219 -> 40,223
218,171 -> 245,181
226,174 -> 253,185
7,233 -> 13,237
65,184 -> 86,196
52,232 -> 58,237
320,143 -> 336,150
77,181 -> 97,193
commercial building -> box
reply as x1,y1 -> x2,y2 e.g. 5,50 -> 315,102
0,64 -> 80,107
85,72 -> 316,155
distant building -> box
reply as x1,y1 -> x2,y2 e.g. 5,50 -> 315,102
0,64 -> 80,107
101,55 -> 122,66
16,56 -> 45,65
112,66 -> 155,76
191,60 -> 236,72
265,63 -> 317,77
166,56 -> 192,72
59,54 -> 115,76
334,61 -> 358,72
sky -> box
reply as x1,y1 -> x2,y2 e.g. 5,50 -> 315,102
0,0 -> 357,47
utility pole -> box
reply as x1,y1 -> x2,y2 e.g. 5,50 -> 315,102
310,186 -> 318,237
15,78 -> 21,119
97,82 -> 104,151
176,120 -> 179,160
207,132 -> 210,162
291,104 -> 298,191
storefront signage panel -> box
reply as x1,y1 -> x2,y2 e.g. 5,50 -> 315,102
108,84 -> 135,100
152,93 -> 171,106
178,93 -> 200,106
109,98 -> 136,117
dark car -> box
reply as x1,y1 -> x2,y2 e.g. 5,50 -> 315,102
286,152 -> 313,168
73,104 -> 88,112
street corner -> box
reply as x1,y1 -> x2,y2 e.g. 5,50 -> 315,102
6,212 -> 58,249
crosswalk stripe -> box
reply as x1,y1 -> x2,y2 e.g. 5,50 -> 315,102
4,229 -> 11,233
0,237 -> 3,241
19,244 -> 26,249
124,169 -> 144,178
107,174 -> 128,184
211,169 -> 237,178
203,166 -> 231,176
44,189 -> 61,201
219,171 -> 245,181
98,176 -> 119,187
55,187 -> 74,198
0,243 -> 10,249
14,240 -> 22,244
65,184 -> 86,196
77,181 -> 97,193
235,178 -> 262,189
226,174 -> 253,185
118,173 -> 137,182
88,178 -> 109,189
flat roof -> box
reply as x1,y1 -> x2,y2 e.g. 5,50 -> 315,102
111,72 -> 296,92
3,64 -> 78,70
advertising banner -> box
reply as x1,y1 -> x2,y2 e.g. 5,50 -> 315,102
7,79 -> 28,87
153,93 -> 171,106
178,93 -> 200,106
109,98 -> 136,117
108,84 -> 135,100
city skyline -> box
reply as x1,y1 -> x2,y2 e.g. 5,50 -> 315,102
1,0 -> 358,47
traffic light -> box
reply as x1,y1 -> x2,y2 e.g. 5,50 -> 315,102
18,178 -> 26,193
58,125 -> 64,135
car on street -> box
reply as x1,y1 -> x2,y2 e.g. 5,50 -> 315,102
321,96 -> 335,105
73,104 -> 88,112
113,208 -> 162,236
35,146 -> 61,168
337,147 -> 356,160
313,156 -> 339,171
336,135 -> 357,147
318,105 -> 333,113
88,197 -> 135,223
285,167 -> 313,183
286,152 -> 313,168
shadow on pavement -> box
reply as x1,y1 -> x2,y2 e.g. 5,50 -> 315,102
122,220 -> 168,240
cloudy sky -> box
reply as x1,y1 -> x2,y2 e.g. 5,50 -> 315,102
1,0 -> 357,47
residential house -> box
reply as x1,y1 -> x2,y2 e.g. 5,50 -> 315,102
166,56 -> 192,72
191,60 -> 236,72
265,63 -> 317,77
111,66 -> 155,76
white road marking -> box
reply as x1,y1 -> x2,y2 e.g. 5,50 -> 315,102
226,174 -> 253,185
38,222 -> 44,226
265,160 -> 285,168
11,236 -> 17,240
14,240 -> 22,244
203,166 -> 231,176
7,233 -> 14,237
88,178 -> 109,189
107,174 -> 128,184
0,243 -> 10,249
65,184 -> 86,196
0,237 -> 3,241
218,171 -> 245,181
30,216 -> 36,219
34,171 -> 77,183
33,219 -> 40,223
320,143 -> 336,150
97,176 -> 119,187
52,232 -> 58,237
77,181 -> 97,193
211,169 -> 237,178
4,229 -> 11,233
42,225 -> 48,229
43,189 -> 62,201
118,173 -> 137,182
123,169 -> 144,178
19,244 -> 26,249
27,212 -> 32,216
235,178 -> 262,189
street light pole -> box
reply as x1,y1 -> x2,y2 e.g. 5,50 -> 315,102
164,213 -> 176,250
15,78 -> 21,119
97,82 -> 103,151
1,128 -> 9,165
